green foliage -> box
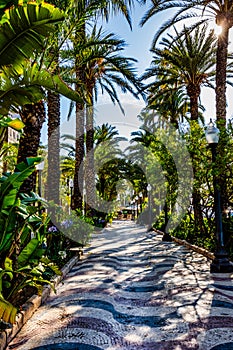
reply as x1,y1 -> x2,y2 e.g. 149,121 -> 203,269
0,61 -> 83,116
0,158 -> 42,259
58,209 -> 94,246
0,257 -> 17,324
0,2 -> 64,69
0,252 -> 61,325
0,162 -> 64,325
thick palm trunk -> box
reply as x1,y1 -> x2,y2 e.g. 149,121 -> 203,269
72,19 -> 86,212
187,84 -> 200,122
47,42 -> 60,205
215,25 -> 229,211
85,95 -> 96,215
73,99 -> 85,210
47,90 -> 60,205
216,24 -> 229,128
17,101 -> 46,193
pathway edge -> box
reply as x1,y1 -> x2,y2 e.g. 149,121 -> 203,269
155,229 -> 215,260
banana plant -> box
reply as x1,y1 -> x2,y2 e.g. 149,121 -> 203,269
0,255 -> 61,325
0,157 -> 42,264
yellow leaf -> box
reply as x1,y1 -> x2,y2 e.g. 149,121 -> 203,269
7,118 -> 24,131
0,299 -> 17,324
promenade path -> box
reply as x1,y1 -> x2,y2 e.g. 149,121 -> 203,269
7,221 -> 233,350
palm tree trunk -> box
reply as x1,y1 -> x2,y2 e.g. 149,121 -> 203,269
72,17 -> 86,212
216,26 -> 228,128
47,90 -> 60,205
215,25 -> 229,211
73,98 -> 85,211
187,84 -> 200,122
85,96 -> 96,215
17,101 -> 46,194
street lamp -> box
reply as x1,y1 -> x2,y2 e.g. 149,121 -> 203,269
135,195 -> 139,219
139,192 -> 143,214
69,178 -> 74,212
147,184 -> 152,231
131,199 -> 135,220
205,119 -> 233,273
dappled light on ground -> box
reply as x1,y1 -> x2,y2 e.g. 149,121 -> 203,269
8,221 -> 233,350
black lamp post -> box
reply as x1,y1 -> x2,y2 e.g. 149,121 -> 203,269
205,119 -> 233,273
147,184 -> 152,231
69,178 -> 74,213
131,199 -> 135,220
139,192 -> 143,213
135,195 -> 139,219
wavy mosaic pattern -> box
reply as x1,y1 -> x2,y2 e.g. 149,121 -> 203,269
8,221 -> 233,350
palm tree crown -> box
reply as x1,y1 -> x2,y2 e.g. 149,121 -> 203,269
142,25 -> 216,121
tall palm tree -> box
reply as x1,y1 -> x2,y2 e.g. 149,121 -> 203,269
46,0 -> 74,205
82,28 -> 142,214
66,26 -> 143,213
17,101 -> 46,192
140,0 -> 233,129
70,0 -> 146,213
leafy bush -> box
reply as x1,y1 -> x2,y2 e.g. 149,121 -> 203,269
0,159 -> 63,325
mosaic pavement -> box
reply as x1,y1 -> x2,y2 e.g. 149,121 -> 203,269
7,221 -> 233,350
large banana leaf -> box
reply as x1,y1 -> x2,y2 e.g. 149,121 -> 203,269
0,158 -> 41,253
0,63 -> 83,115
0,2 -> 64,68
0,158 -> 42,207
17,238 -> 40,268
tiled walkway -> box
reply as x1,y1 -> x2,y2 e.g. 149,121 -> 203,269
7,221 -> 233,350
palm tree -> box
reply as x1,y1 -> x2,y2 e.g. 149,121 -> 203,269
94,123 -> 126,146
140,0 -> 233,129
70,0 -> 146,213
60,125 -> 126,208
94,124 -> 126,202
146,89 -> 189,129
142,26 -> 217,235
0,1 -> 65,193
142,25 -> 216,122
83,28 -> 142,214
46,0 -> 73,205
66,26 -> 143,213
